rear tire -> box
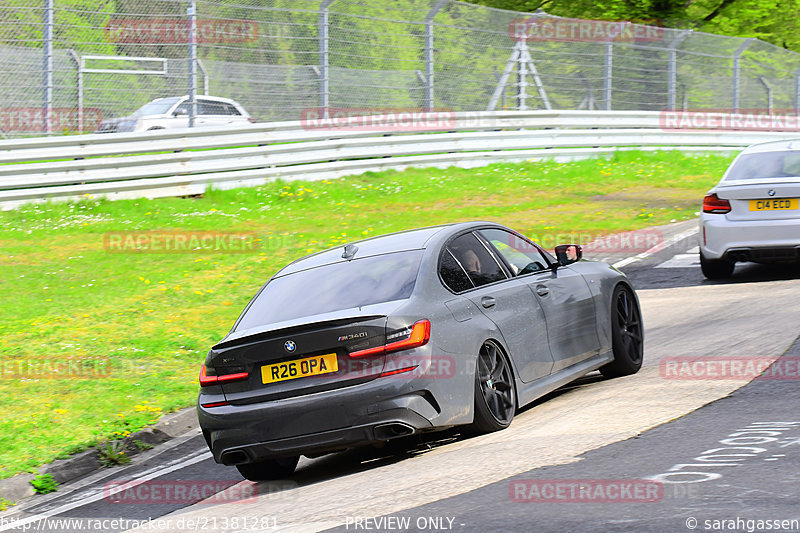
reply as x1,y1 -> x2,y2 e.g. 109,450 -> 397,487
600,284 -> 644,378
468,340 -> 516,433
700,251 -> 735,279
235,456 -> 299,481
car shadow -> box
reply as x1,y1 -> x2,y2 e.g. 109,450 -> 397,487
261,373 -> 611,490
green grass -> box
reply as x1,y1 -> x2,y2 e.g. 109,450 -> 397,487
0,150 -> 732,479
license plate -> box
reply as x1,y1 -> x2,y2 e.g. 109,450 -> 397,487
261,352 -> 338,384
749,198 -> 799,211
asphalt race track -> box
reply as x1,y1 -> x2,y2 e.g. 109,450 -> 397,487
2,222 -> 799,533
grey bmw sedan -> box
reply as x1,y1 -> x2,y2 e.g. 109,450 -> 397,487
197,221 -> 643,480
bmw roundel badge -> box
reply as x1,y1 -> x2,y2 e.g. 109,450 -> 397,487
284,340 -> 296,352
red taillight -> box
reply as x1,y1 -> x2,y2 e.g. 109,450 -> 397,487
201,401 -> 229,408
349,320 -> 431,358
379,365 -> 419,378
199,365 -> 249,387
247,117 -> 256,123
702,194 -> 731,214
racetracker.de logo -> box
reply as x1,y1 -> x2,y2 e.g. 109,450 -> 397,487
510,479 -> 663,503
1,107 -> 102,133
660,110 -> 800,132
509,17 -> 664,43
103,231 -> 261,254
104,18 -> 259,44
660,357 -> 800,380
103,480 -> 262,504
300,108 -> 456,132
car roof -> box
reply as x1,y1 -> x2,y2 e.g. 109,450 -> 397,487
274,221 -> 504,278
740,139 -> 800,154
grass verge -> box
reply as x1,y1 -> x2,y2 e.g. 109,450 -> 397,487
0,150 -> 732,479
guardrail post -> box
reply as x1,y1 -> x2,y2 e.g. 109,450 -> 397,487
43,0 -> 54,134
732,39 -> 753,113
667,31 -> 690,111
188,0 -> 198,127
604,42 -> 613,111
319,0 -> 335,118
424,0 -> 447,112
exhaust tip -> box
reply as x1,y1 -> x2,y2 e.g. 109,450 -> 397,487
220,450 -> 250,466
373,422 -> 415,441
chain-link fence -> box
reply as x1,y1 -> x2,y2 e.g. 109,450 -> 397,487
2,0 -> 800,137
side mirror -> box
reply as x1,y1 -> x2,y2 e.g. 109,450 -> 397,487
554,244 -> 582,267
173,108 -> 188,117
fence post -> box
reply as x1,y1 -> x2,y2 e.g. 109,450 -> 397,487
758,76 -> 773,115
795,66 -> 800,114
424,0 -> 447,112
604,41 -> 613,110
319,0 -> 335,118
43,0 -> 54,134
667,30 -> 690,111
68,50 -> 82,133
732,38 -> 753,113
188,0 -> 198,127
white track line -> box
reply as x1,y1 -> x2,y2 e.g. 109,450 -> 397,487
0,450 -> 212,532
612,228 -> 698,269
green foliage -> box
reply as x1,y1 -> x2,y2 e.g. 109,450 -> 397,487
98,440 -> 131,467
30,474 -> 58,495
133,439 -> 154,451
0,497 -> 14,511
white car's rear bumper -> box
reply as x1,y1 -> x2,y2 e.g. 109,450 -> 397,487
700,215 -> 800,261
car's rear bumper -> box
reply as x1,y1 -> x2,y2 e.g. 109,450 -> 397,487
700,215 -> 800,261
198,378 -> 441,465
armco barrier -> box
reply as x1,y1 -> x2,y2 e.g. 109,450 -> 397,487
1,110 -> 798,210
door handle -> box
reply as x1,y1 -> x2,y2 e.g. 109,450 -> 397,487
481,296 -> 496,309
536,285 -> 549,297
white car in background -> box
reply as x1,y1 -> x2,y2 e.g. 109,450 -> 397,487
700,139 -> 800,279
95,95 -> 254,133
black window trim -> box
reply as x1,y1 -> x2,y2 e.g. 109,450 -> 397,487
437,228 -> 511,295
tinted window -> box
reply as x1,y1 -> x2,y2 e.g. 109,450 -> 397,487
440,249 -> 474,293
726,151 -> 800,180
223,103 -> 241,116
446,232 -> 506,288
235,250 -> 423,331
198,100 -> 227,115
480,228 -> 549,275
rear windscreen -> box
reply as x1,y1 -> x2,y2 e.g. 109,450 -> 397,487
235,250 -> 423,331
726,151 -> 800,180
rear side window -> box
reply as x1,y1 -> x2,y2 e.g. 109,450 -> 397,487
223,103 -> 242,116
439,249 -> 473,293
235,250 -> 423,331
444,232 -> 506,289
198,100 -> 228,115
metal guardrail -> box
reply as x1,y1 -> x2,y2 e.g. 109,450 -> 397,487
2,110 -> 798,210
